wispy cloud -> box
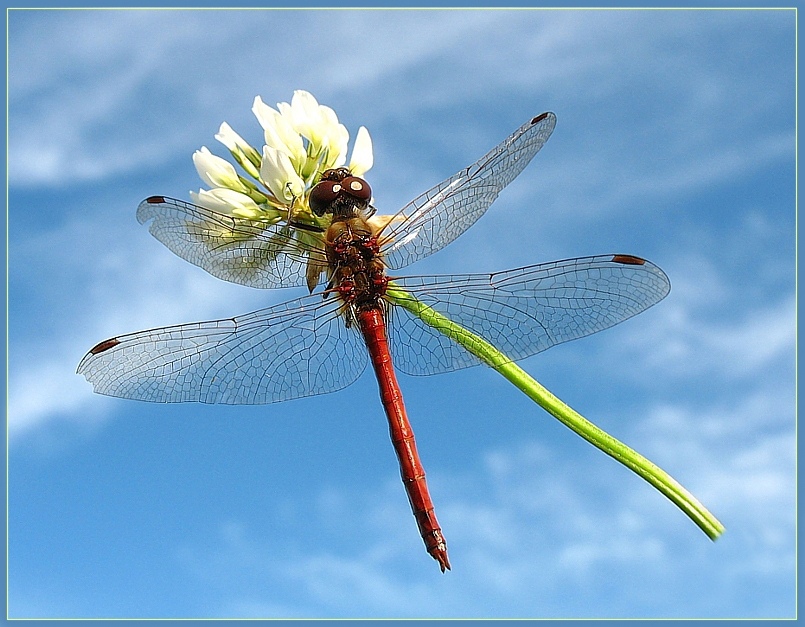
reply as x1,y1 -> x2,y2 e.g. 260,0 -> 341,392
9,11 -> 192,186
8,215 -> 276,438
621,290 -> 795,382
164,270 -> 795,617
173,391 -> 794,618
7,10 -> 508,188
7,9 -> 793,619
7,360 -> 109,436
13,9 -> 791,195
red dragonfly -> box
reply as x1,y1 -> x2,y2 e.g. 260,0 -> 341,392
77,113 -> 670,571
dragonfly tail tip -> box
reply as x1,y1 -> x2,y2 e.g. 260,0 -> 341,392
431,548 -> 451,572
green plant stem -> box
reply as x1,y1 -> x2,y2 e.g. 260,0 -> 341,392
385,283 -> 725,541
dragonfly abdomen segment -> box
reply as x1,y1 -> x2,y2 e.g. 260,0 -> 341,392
357,307 -> 451,572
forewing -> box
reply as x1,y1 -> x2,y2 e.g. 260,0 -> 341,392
380,113 -> 556,270
77,294 -> 367,404
137,196 -> 329,289
387,255 -> 670,376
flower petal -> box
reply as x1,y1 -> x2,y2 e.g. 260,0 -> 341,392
348,126 -> 374,176
324,123 -> 350,169
252,97 -> 305,166
193,146 -> 248,192
190,187 -> 263,218
261,146 -> 304,202
289,90 -> 324,140
214,122 -> 262,179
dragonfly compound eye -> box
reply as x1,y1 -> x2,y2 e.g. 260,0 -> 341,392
341,176 -> 372,203
309,180 -> 342,216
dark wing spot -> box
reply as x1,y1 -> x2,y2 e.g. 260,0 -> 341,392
145,195 -> 167,204
611,254 -> 646,266
531,112 -> 550,125
89,338 -> 121,355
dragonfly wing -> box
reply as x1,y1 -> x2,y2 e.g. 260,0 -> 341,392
387,255 -> 670,376
386,294 -> 485,374
77,294 -> 367,404
379,113 -> 556,270
137,196 -> 329,290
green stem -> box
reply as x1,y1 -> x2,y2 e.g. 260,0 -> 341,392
385,283 -> 724,541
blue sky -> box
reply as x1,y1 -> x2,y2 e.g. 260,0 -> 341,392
7,8 -> 795,620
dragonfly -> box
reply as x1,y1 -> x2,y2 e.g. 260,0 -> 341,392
77,112 -> 670,571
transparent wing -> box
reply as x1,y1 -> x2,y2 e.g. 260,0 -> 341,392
386,255 -> 670,376
379,112 -> 556,270
136,196 -> 330,290
77,294 -> 367,404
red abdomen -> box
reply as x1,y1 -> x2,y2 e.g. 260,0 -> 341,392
357,307 -> 451,572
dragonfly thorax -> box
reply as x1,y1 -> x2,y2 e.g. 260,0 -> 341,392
326,216 -> 388,311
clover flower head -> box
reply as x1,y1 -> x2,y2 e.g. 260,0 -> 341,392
190,90 -> 373,223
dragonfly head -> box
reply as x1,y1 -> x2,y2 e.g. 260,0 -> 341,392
309,168 -> 373,218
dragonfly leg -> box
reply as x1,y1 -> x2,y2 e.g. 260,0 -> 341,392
289,219 -> 325,233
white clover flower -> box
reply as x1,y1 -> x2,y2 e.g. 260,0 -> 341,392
277,91 -> 349,176
191,89 -> 374,221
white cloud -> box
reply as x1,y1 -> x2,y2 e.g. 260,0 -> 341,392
625,132 -> 792,201
567,238 -> 795,388
6,8 -> 794,620
7,360 -> 109,435
171,381 -> 794,617
13,9 -> 791,196
7,216 -> 275,439
9,11 -> 190,186
630,292 -> 795,381
583,132 -> 794,218
7,10 -> 513,188
626,288 -> 796,380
